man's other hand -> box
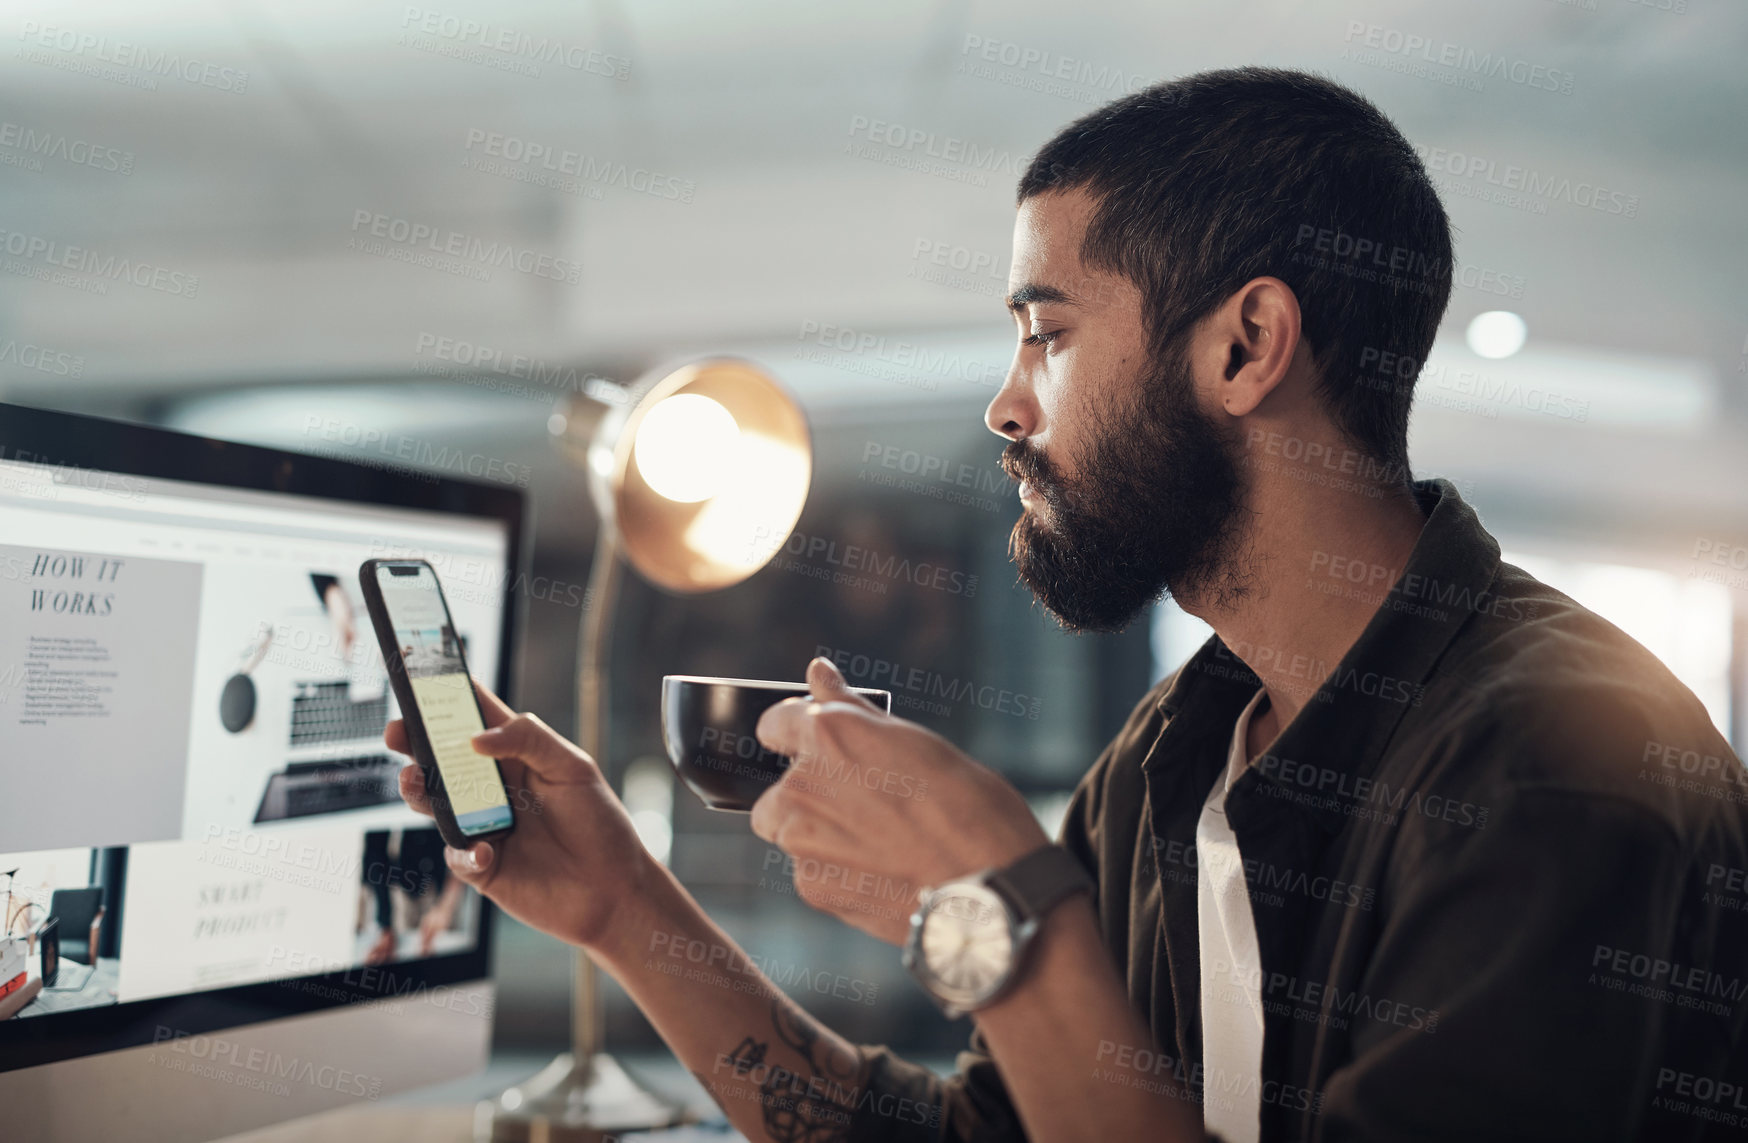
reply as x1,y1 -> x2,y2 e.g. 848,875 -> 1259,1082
751,657 -> 1050,944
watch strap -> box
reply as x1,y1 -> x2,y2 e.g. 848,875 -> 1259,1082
985,845 -> 1092,924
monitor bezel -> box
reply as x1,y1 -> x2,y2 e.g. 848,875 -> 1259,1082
0,400 -> 526,1074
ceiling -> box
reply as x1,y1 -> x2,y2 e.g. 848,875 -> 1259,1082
1,0 -> 1743,544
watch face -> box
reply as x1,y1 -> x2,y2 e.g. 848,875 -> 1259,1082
919,883 -> 1013,1005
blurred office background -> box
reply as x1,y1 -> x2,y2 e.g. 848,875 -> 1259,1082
2,0 -> 1744,1062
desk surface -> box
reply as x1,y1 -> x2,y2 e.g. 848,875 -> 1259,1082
215,1053 -> 741,1143
213,1050 -> 956,1143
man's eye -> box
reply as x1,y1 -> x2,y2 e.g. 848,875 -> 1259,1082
1022,330 -> 1061,348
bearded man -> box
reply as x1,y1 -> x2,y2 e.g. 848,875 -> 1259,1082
392,67 -> 1748,1142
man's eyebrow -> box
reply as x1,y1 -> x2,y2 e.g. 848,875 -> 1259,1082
1005,282 -> 1079,314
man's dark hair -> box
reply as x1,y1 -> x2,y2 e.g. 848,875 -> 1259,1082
1018,67 -> 1453,475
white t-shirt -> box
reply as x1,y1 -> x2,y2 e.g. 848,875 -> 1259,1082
1197,687 -> 1268,1143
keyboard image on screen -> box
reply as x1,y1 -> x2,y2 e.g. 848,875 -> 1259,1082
288,681 -> 390,746
252,679 -> 402,822
253,753 -> 403,822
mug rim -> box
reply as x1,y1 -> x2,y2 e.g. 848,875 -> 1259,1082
662,673 -> 888,695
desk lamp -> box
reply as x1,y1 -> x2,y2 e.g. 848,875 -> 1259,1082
479,358 -> 811,1142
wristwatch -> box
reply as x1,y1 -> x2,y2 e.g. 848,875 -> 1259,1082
901,845 -> 1094,1019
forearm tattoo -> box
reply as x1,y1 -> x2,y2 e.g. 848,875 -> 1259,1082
696,998 -> 864,1143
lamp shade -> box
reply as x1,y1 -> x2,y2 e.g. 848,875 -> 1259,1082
586,357 -> 811,593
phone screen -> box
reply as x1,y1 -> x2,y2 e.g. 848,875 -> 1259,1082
374,563 -> 513,836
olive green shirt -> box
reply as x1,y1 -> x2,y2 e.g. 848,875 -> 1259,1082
851,479 -> 1748,1141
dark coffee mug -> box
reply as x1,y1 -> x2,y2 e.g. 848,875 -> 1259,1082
660,675 -> 893,811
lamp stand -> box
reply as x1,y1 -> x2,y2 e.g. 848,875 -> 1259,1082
478,533 -> 688,1141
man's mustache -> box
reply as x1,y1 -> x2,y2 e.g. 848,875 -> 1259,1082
1003,441 -> 1096,513
1001,441 -> 1055,490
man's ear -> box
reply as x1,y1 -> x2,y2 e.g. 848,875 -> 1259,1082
1205,276 -> 1302,418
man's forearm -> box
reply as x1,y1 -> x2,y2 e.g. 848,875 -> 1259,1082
592,860 -> 934,1142
970,896 -> 1205,1142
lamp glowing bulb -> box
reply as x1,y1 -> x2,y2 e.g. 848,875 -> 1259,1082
1466,311 -> 1527,359
633,393 -> 741,503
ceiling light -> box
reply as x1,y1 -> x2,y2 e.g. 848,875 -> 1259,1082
1466,311 -> 1528,359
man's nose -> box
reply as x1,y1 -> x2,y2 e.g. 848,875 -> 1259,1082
985,362 -> 1037,441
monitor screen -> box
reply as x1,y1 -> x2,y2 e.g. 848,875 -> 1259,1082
0,403 -> 522,1071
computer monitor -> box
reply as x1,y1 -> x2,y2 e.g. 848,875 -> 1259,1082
0,401 -> 526,1141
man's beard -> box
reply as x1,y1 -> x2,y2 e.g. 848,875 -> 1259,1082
1003,341 -> 1252,633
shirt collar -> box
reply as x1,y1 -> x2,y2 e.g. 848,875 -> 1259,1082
1149,478 -> 1501,833
1223,688 -> 1269,796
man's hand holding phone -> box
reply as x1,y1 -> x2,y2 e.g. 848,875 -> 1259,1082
387,680 -> 662,955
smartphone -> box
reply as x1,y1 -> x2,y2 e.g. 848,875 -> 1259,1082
359,558 -> 514,848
